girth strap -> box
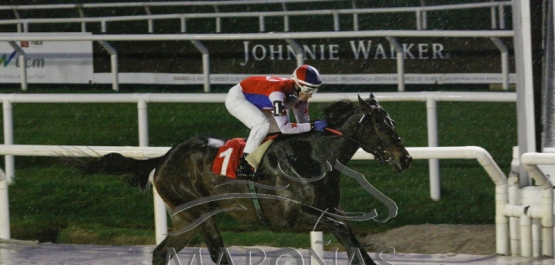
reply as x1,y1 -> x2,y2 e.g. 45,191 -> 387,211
247,182 -> 270,225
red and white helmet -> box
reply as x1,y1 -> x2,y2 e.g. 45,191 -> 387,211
291,65 -> 322,94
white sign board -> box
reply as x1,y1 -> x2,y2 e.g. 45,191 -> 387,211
93,73 -> 516,85
0,33 -> 93,84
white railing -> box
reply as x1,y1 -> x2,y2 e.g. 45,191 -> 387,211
515,153 -> 555,257
0,2 -> 512,33
0,145 -> 512,255
502,149 -> 555,258
0,92 -> 518,253
355,146 -> 511,255
0,30 -> 514,92
0,92 -> 516,196
4,145 -> 552,257
0,0 -> 338,10
0,145 -> 172,244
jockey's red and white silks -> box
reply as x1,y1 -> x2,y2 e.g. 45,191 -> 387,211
225,76 -> 311,154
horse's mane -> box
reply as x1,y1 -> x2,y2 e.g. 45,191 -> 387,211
323,99 -> 354,127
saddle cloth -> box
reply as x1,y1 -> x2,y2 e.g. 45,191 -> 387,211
212,135 -> 278,179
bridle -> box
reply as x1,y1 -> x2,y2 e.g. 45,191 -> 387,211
324,107 -> 399,164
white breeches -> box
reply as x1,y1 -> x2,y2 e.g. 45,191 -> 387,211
225,84 -> 280,154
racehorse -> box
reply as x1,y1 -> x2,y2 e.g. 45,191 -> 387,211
67,94 -> 412,265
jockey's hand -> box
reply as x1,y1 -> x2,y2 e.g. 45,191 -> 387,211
311,120 -> 328,132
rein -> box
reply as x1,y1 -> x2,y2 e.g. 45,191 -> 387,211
324,127 -> 343,136
324,113 -> 389,164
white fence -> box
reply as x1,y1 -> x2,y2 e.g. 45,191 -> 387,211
508,150 -> 555,257
0,1 -> 515,92
0,2 -> 511,33
0,91 -> 516,202
1,92 -> 552,258
1,144 -> 552,257
0,91 -> 516,245
0,30 -> 514,92
0,145 -> 509,254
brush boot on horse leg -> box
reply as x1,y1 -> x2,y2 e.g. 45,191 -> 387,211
294,210 -> 376,265
65,94 -> 412,265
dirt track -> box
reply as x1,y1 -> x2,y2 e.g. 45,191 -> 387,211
364,224 -> 496,255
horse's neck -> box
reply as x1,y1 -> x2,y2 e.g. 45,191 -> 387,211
326,117 -> 363,162
317,130 -> 359,164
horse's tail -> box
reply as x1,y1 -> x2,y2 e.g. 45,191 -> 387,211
65,153 -> 162,192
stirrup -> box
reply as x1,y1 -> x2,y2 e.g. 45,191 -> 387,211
236,170 -> 255,180
236,154 -> 255,180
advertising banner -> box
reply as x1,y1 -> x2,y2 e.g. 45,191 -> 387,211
0,33 -> 93,84
93,37 -> 515,85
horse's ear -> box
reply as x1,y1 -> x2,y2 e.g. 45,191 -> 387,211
358,94 -> 373,112
368,93 -> 379,105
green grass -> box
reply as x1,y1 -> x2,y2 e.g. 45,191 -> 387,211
2,85 -> 517,248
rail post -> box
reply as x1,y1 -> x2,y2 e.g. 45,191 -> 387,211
2,100 -> 14,184
491,37 -> 509,90
8,41 -> 27,91
190,41 -> 211,92
285,39 -> 303,67
138,98 -> 168,244
426,98 -> 440,200
97,41 -> 119,92
386,37 -> 405,92
0,169 -> 10,240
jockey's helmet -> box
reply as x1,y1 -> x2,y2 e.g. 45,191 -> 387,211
291,65 -> 322,94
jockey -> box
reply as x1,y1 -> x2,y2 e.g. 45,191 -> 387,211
225,64 -> 328,179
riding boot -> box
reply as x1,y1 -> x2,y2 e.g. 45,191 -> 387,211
236,153 -> 255,180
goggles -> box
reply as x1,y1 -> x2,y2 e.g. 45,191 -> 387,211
296,81 -> 321,95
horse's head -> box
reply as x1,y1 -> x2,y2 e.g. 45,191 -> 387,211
324,94 -> 412,172
357,94 -> 412,171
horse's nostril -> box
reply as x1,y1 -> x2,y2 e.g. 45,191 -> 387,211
404,155 -> 413,164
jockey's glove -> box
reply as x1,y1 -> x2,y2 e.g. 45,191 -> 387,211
311,120 -> 328,132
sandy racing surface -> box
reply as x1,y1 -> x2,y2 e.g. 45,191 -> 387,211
2,224 -> 554,265
364,224 -> 497,255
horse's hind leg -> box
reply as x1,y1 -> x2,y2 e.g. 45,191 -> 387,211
152,214 -> 229,265
152,215 -> 197,265
197,216 -> 229,264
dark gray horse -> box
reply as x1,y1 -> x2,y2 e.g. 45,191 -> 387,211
68,94 -> 412,265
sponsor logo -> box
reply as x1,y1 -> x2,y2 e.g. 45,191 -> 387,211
240,40 -> 448,66
0,50 -> 45,68
0,51 -> 17,67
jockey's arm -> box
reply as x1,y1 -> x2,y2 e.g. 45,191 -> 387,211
269,91 -> 311,134
272,113 -> 311,134
292,101 -> 310,123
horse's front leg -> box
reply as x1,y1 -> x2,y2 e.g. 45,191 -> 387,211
320,217 -> 377,265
